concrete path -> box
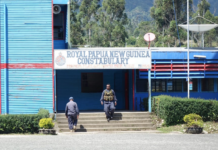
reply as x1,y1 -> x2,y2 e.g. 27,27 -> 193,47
0,133 -> 217,150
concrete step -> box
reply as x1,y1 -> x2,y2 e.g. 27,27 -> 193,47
58,123 -> 154,128
56,116 -> 151,121
57,119 -> 153,124
60,127 -> 156,132
56,112 -> 156,132
56,112 -> 151,117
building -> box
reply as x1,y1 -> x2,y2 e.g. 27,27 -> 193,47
0,0 -> 218,114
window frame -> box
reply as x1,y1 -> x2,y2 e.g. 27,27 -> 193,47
152,79 -> 166,92
54,12 -> 65,40
167,79 -> 183,92
183,79 -> 198,92
201,78 -> 214,92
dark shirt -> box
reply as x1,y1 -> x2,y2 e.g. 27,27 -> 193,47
100,89 -> 117,103
65,101 -> 79,116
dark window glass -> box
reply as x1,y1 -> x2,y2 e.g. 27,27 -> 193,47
152,79 -> 166,92
54,13 -> 64,40
168,79 -> 182,92
81,73 -> 103,93
184,79 -> 198,92
136,79 -> 148,92
136,70 -> 148,92
201,78 -> 214,92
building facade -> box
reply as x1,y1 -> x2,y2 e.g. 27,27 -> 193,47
0,0 -> 218,114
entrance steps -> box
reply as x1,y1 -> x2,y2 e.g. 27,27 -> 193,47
56,112 -> 156,132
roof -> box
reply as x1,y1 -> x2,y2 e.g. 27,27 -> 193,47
53,0 -> 69,4
62,47 -> 218,52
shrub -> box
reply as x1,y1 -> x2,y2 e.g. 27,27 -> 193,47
152,95 -> 218,125
39,118 -> 54,129
184,114 -> 203,128
0,109 -> 50,134
38,109 -> 49,118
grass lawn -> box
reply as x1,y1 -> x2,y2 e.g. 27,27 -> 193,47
157,122 -> 218,134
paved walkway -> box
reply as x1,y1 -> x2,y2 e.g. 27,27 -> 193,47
0,133 -> 217,150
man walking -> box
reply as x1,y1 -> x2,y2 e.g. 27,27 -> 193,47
65,97 -> 79,132
100,84 -> 117,122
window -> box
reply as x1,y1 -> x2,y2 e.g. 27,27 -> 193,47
201,78 -> 214,92
167,79 -> 182,92
81,73 -> 103,93
54,13 -> 64,40
184,79 -> 198,92
136,70 -> 148,92
136,79 -> 148,92
152,80 -> 166,92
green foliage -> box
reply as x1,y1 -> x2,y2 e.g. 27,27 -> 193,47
70,0 -> 218,47
98,0 -> 128,47
150,0 -> 193,30
152,95 -> 218,125
37,108 -> 49,118
0,109 -> 50,133
78,0 -> 100,44
39,118 -> 54,129
184,113 -> 203,128
142,98 -> 148,111
127,36 -> 136,45
70,0 -> 84,46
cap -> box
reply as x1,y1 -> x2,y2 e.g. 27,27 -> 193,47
69,97 -> 74,100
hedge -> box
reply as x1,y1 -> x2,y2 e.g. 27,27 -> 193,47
152,95 -> 218,125
0,109 -> 49,134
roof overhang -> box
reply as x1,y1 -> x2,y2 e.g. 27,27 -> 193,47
53,0 -> 69,4
178,24 -> 218,33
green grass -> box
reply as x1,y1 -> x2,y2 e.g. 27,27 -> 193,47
157,124 -> 184,133
157,122 -> 218,134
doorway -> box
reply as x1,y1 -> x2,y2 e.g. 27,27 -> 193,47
56,69 -> 129,112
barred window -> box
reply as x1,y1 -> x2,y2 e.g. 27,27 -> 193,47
152,80 -> 166,92
184,79 -> 198,92
167,79 -> 182,92
201,79 -> 214,92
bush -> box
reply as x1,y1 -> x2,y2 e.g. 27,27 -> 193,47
0,109 -> 50,134
39,118 -> 54,129
152,95 -> 218,125
184,114 -> 203,128
143,98 -> 149,111
38,109 -> 49,118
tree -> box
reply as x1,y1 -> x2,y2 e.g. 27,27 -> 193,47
204,10 -> 217,47
197,0 -> 210,16
78,0 -> 100,44
90,24 -> 105,47
192,1 -> 218,47
98,0 -> 128,47
150,0 -> 193,30
70,0 -> 84,46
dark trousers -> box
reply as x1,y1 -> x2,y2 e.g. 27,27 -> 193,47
104,102 -> 115,119
68,114 -> 78,130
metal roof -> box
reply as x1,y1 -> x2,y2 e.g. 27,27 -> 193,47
62,47 -> 218,52
53,0 -> 69,4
